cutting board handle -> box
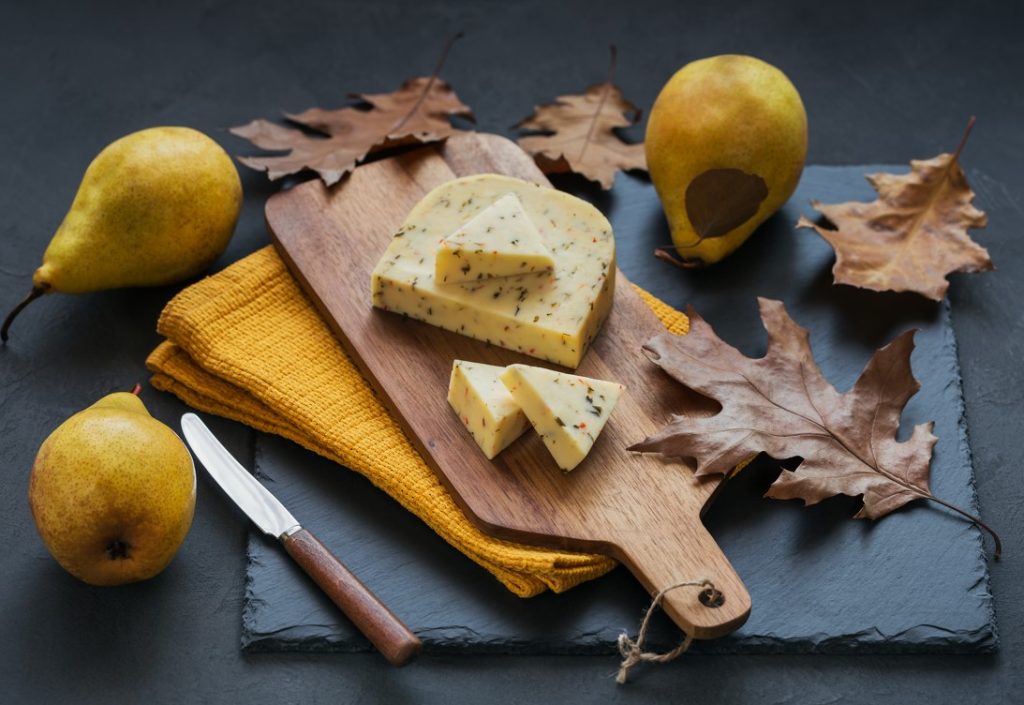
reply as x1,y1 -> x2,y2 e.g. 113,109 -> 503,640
616,523 -> 750,640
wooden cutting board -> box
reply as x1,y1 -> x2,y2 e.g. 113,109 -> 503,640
266,133 -> 750,639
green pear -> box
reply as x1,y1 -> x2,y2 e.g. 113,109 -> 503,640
28,388 -> 196,586
2,126 -> 242,341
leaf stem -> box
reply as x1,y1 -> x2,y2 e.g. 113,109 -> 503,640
818,416 -> 1002,561
919,489 -> 1002,560
579,44 -> 618,164
838,440 -> 1001,561
953,115 -> 976,161
821,433 -> 1001,559
389,31 -> 464,135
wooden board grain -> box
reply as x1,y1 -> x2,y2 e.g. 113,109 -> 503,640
267,133 -> 751,639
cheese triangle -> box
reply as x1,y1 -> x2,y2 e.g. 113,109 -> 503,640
500,364 -> 624,471
448,360 -> 530,459
435,193 -> 555,284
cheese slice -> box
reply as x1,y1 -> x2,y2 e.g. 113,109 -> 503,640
500,364 -> 624,471
371,174 -> 616,369
447,360 -> 530,459
435,193 -> 555,284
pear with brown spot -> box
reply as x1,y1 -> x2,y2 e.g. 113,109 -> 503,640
28,388 -> 196,586
646,55 -> 808,266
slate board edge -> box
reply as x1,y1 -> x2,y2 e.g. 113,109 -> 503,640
240,616 -> 997,655
790,167 -> 998,651
940,297 -> 999,647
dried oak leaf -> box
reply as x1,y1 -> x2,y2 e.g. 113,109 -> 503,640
231,77 -> 475,186
514,47 -> 646,189
799,120 -> 990,301
633,298 -> 940,519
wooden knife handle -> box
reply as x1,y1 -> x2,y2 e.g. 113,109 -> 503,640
281,528 -> 422,666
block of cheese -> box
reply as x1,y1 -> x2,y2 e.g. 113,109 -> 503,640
371,174 -> 616,369
500,364 -> 625,472
435,193 -> 555,284
447,360 -> 530,459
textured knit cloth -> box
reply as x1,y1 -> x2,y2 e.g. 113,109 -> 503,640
147,246 -> 689,597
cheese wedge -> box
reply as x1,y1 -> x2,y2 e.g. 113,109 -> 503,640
447,360 -> 530,459
371,174 -> 616,369
500,364 -> 624,471
435,193 -> 555,284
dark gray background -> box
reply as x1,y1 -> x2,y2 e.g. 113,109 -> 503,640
1,0 -> 1021,703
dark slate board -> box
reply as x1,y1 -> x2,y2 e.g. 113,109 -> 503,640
241,165 -> 996,654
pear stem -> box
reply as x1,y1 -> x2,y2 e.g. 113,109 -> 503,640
130,383 -> 142,396
654,246 -> 703,269
1,286 -> 46,344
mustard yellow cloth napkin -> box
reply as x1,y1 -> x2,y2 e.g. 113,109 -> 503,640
147,246 -> 689,597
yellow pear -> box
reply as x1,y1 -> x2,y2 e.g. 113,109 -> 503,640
646,55 -> 807,265
2,126 -> 242,341
28,388 -> 196,586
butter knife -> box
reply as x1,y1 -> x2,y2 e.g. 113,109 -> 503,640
180,413 -> 422,666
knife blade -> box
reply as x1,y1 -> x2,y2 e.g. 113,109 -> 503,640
181,413 -> 422,666
181,413 -> 300,538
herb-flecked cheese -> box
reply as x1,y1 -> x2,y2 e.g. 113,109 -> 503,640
500,364 -> 624,472
447,360 -> 529,459
371,174 -> 616,369
435,193 -> 555,284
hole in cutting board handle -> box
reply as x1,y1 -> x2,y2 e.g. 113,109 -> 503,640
699,587 -> 725,608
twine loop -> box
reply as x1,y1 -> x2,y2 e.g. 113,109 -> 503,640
616,579 -> 721,684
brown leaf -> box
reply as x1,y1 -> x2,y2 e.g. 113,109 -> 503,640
799,118 -> 991,301
631,298 -> 940,520
231,76 -> 474,186
514,46 -> 646,189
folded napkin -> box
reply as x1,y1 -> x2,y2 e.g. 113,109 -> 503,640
147,246 -> 689,597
